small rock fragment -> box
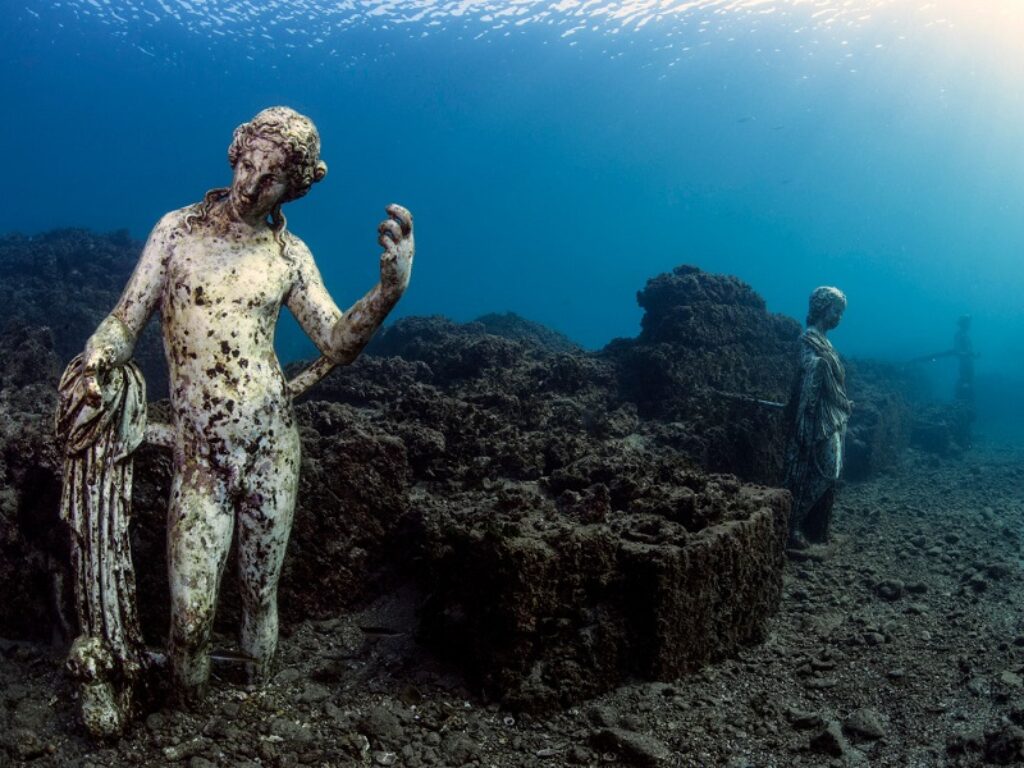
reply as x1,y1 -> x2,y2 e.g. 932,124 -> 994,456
269,718 -> 313,744
1001,671 -> 1024,689
843,708 -> 886,741
5,728 -> 49,761
810,720 -> 862,763
984,724 -> 1024,764
785,708 -> 826,730
359,706 -> 405,745
591,728 -> 672,766
875,580 -> 905,601
441,733 -> 480,765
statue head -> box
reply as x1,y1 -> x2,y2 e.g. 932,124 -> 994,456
958,314 -> 971,331
807,286 -> 847,330
228,107 -> 328,206
186,107 -> 328,247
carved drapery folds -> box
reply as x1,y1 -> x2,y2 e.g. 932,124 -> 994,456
56,355 -> 148,737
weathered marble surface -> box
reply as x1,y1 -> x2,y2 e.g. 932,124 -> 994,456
71,106 -> 413,717
784,287 -> 852,545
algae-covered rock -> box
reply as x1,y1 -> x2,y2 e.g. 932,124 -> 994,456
417,471 -> 789,711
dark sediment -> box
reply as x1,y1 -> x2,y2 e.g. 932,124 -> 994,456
3,448 -> 1021,767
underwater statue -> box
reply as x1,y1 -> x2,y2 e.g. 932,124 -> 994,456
951,314 -> 976,447
57,106 -> 414,732
953,314 -> 974,401
784,286 -> 852,547
908,314 -> 976,448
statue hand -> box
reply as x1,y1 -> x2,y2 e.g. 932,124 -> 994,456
82,346 -> 113,407
377,203 -> 414,302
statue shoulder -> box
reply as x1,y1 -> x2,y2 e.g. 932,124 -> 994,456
145,208 -> 192,243
134,209 -> 193,274
800,328 -> 834,355
281,231 -> 316,269
282,229 -> 311,254
798,330 -> 818,354
161,207 -> 195,231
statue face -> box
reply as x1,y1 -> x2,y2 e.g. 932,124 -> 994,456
228,137 -> 290,224
823,301 -> 845,331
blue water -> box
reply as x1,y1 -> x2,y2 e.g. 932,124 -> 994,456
3,1 -> 1024,435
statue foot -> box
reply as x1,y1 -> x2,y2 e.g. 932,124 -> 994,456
244,655 -> 276,686
66,636 -> 132,738
169,679 -> 209,710
79,681 -> 127,738
787,531 -> 811,550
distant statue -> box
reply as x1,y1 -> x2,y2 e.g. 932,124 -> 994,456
784,286 -> 852,547
951,314 -> 975,445
953,315 -> 974,403
908,314 -> 977,448
57,106 -> 414,733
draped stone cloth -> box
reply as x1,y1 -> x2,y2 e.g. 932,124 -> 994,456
56,355 -> 148,736
784,328 -> 852,543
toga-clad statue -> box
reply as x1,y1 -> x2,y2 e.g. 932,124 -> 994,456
784,286 -> 852,547
953,314 -> 975,405
952,314 -> 976,447
57,106 -> 414,733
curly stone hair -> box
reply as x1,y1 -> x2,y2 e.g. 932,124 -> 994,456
228,107 -> 328,204
807,286 -> 847,326
186,106 -> 328,250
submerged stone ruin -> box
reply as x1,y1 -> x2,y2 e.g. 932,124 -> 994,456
603,264 -> 801,483
418,477 -> 788,711
0,230 -> 924,708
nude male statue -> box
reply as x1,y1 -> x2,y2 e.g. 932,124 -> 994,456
80,106 -> 413,702
784,286 -> 852,547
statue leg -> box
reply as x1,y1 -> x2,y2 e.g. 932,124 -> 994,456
166,456 -> 233,704
802,434 -> 841,543
802,485 -> 835,543
784,452 -> 812,546
236,427 -> 300,684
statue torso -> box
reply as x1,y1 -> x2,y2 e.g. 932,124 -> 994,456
799,328 -> 851,441
158,211 -> 298,441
